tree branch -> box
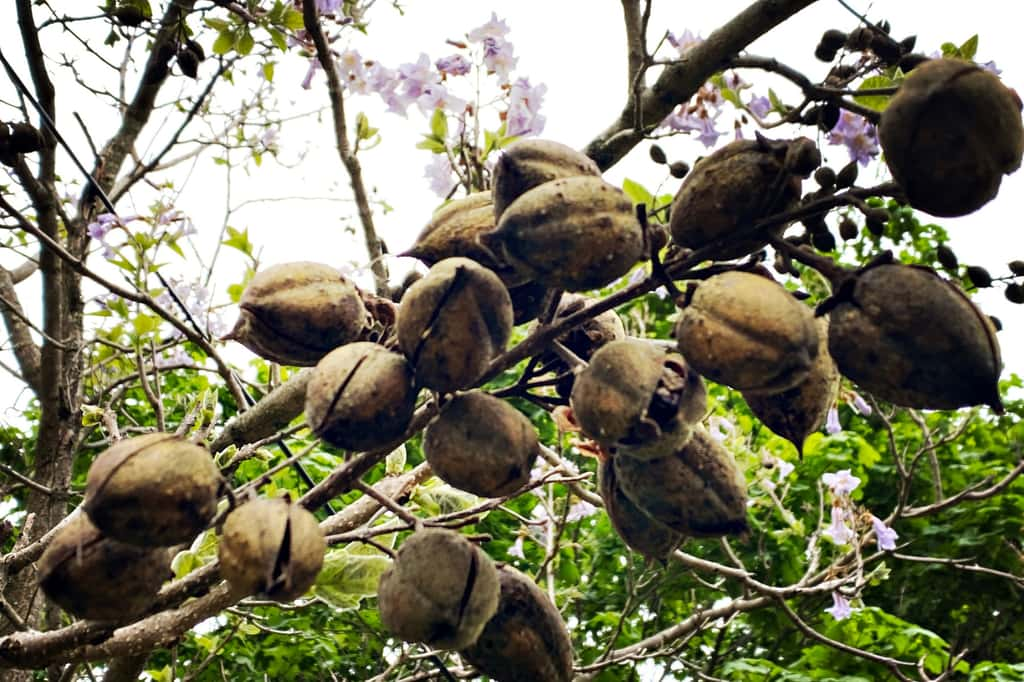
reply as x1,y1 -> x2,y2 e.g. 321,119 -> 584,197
209,369 -> 312,453
0,268 -> 42,395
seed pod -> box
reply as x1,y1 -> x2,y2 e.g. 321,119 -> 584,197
613,428 -> 748,537
543,294 -> 626,398
1008,260 -> 1024,276
84,433 -> 222,547
570,339 -> 707,460
377,529 -> 500,650
226,262 -> 371,366
38,513 -> 170,621
460,565 -> 574,682
403,192 -> 526,286
669,161 -> 690,178
879,58 -> 1024,217
649,144 -> 668,165
218,496 -> 325,603
675,271 -> 819,393
1005,283 -> 1024,304
838,217 -> 859,241
508,281 -> 550,325
423,391 -> 538,498
484,177 -> 644,292
827,263 -> 1003,411
743,318 -> 839,456
397,258 -> 513,393
177,48 -> 199,79
598,458 -> 684,560
491,139 -> 601,221
668,137 -> 808,261
306,342 -> 417,452
8,123 -> 43,154
815,166 -> 837,190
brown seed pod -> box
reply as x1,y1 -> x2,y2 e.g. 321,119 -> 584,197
827,263 -> 1002,411
570,339 -> 707,460
218,496 -> 326,603
226,262 -> 371,366
306,342 -> 417,452
879,58 -> 1024,217
37,512 -> 170,621
743,318 -> 839,456
598,457 -> 684,560
543,294 -> 626,399
669,137 -> 810,260
377,528 -> 500,650
403,192 -> 526,287
509,281 -> 550,325
423,391 -> 539,498
613,428 -> 748,537
459,564 -> 574,682
83,433 -> 222,547
675,271 -> 819,394
491,139 -> 601,221
397,258 -> 513,393
483,177 -> 645,292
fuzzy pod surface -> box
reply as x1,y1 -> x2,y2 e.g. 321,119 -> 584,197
599,457 -> 684,560
491,139 -> 601,221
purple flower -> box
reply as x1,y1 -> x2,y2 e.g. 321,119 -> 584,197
747,95 -> 771,119
507,535 -> 526,559
506,77 -> 546,137
661,108 -> 721,148
826,407 -> 842,435
338,49 -> 369,94
824,504 -> 855,545
315,0 -> 342,13
667,29 -> 703,55
822,469 -> 861,496
87,213 -> 118,241
851,392 -> 872,417
825,592 -> 853,621
981,60 -> 1001,76
436,54 -> 471,77
417,83 -> 466,116
365,62 -> 405,115
467,12 -> 511,42
424,155 -> 457,198
870,515 -> 898,551
775,457 -> 795,481
398,53 -> 437,102
481,36 -> 516,82
301,58 -> 320,90
566,500 -> 598,523
828,111 -> 879,167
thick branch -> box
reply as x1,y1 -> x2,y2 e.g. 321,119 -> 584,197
0,268 -> 42,395
209,370 -> 312,453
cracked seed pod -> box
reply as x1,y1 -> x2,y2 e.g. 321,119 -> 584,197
491,139 -> 601,221
482,177 -> 645,292
542,294 -> 626,399
669,137 -> 812,260
377,528 -> 500,650
614,428 -> 748,537
397,258 -> 513,393
675,271 -> 818,394
423,391 -> 539,498
306,342 -> 417,451
828,263 -> 1002,411
226,262 -> 371,366
218,496 -> 326,603
402,192 -> 526,286
743,318 -> 839,456
38,512 -> 170,621
84,433 -> 222,547
460,565 -> 574,682
879,58 -> 1024,217
598,457 -> 684,560
570,339 -> 707,460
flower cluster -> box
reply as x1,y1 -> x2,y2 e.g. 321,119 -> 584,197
828,111 -> 880,166
155,276 -> 228,339
86,204 -> 197,263
825,391 -> 873,436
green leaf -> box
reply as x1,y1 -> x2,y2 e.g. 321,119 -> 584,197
430,108 -> 448,141
416,137 -> 447,153
412,481 -> 480,516
132,313 -> 161,336
720,86 -> 742,109
385,444 -> 406,475
621,177 -> 654,208
767,88 -> 784,112
203,17 -> 230,31
223,226 -> 253,256
854,75 -> 899,112
262,62 -> 276,82
960,34 -> 979,60
282,8 -> 306,30
313,548 -> 392,611
212,30 -> 235,56
268,28 -> 287,52
941,41 -> 961,58
236,29 -> 255,56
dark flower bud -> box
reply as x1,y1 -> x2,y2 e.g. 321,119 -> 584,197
814,166 -> 837,190
668,161 -> 690,178
838,217 -> 859,241
1005,283 -> 1024,304
649,144 -> 667,165
966,265 -> 993,288
936,245 -> 959,270
835,161 -> 858,188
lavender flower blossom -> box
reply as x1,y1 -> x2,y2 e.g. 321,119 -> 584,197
825,592 -> 853,621
851,393 -> 873,417
824,504 -> 856,545
315,0 -> 342,13
507,535 -> 526,559
747,95 -> 771,118
870,514 -> 899,551
424,155 -> 457,198
436,54 -> 471,77
828,111 -> 880,166
826,407 -> 842,435
506,77 -> 546,137
565,500 -> 598,523
667,29 -> 703,55
822,469 -> 861,496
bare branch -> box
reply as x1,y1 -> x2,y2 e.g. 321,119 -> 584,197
0,267 -> 42,395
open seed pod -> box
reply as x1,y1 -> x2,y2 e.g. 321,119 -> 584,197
879,58 -> 1024,217
423,391 -> 539,498
306,342 -> 417,451
377,528 -> 500,650
613,427 -> 748,537
743,317 -> 839,456
38,512 -> 170,621
570,339 -> 707,460
669,137 -> 814,260
541,294 -> 626,399
84,432 -> 222,547
492,139 -> 601,221
396,257 -> 513,393
226,262 -> 371,366
599,457 -> 684,560
218,496 -> 326,603
675,271 -> 819,394
827,263 -> 1002,411
483,177 -> 645,292
403,192 -> 526,286
459,565 -> 574,682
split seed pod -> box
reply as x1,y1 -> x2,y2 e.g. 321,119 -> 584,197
84,433 -> 222,547
226,262 -> 371,366
669,137 -> 814,260
306,342 -> 417,452
613,428 -> 748,537
491,138 -> 601,221
743,318 -> 839,456
38,512 -> 170,621
377,528 -> 500,650
599,457 -> 684,560
675,271 -> 819,393
460,565 -> 574,682
218,496 -> 326,603
570,339 -> 707,460
827,263 -> 1002,411
879,58 -> 1024,217
483,177 -> 645,292
397,257 -> 513,393
423,391 -> 539,498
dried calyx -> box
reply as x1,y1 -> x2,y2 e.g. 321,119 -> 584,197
491,138 -> 601,221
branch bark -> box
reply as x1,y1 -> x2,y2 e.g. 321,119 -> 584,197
0,267 -> 42,395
